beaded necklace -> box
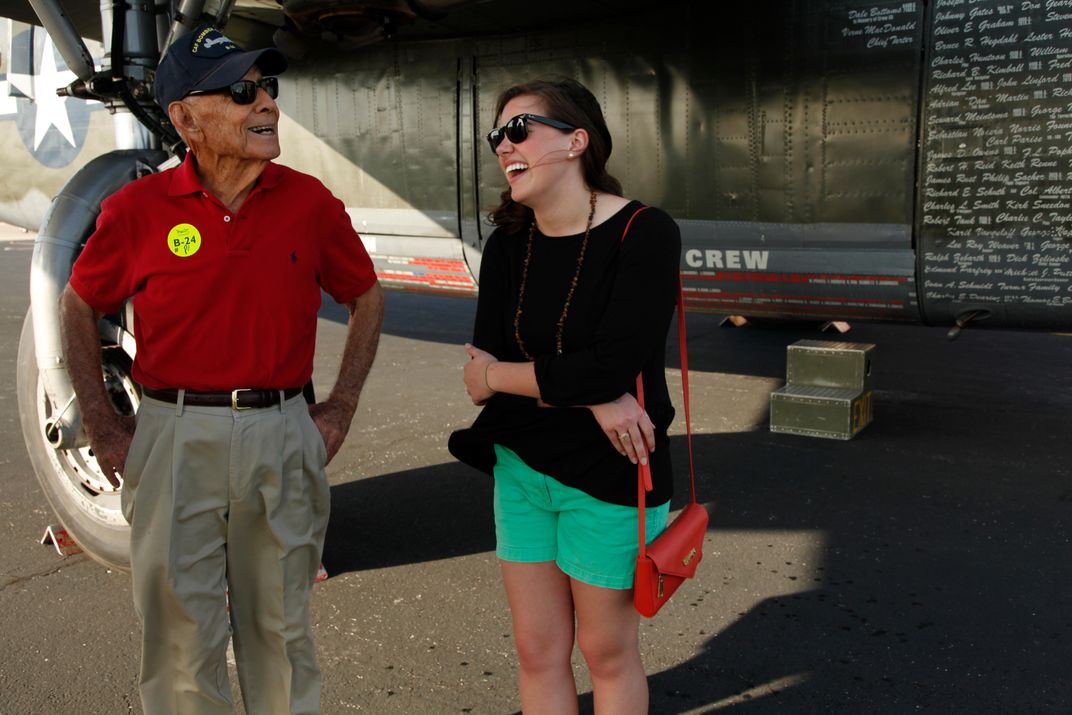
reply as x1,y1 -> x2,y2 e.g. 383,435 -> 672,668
513,191 -> 599,360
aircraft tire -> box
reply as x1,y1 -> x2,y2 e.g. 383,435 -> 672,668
17,309 -> 135,571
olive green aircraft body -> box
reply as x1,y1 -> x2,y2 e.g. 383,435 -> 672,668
6,0 -> 1072,327
2,0 -> 1071,568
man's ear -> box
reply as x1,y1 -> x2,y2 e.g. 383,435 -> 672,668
167,100 -> 201,143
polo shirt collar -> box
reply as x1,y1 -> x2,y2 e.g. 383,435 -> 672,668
168,152 -> 284,197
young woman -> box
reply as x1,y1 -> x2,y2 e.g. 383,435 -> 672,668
448,77 -> 681,714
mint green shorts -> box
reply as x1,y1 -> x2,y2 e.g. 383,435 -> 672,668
492,444 -> 669,589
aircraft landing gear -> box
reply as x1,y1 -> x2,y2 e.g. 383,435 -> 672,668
17,309 -> 138,571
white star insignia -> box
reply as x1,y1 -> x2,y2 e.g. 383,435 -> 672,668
31,35 -> 78,151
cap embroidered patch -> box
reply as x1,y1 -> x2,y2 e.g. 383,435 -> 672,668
167,223 -> 202,257
189,27 -> 238,58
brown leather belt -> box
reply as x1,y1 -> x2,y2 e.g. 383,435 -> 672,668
143,387 -> 303,410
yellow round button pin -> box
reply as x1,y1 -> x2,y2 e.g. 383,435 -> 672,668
167,223 -> 202,257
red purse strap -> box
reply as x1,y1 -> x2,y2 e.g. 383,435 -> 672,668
637,283 -> 694,558
617,208 -> 698,559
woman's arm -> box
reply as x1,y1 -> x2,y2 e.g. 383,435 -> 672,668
463,343 -> 655,465
589,393 -> 656,465
463,344 -> 538,404
469,232 -> 509,358
463,210 -> 680,462
535,209 -> 682,407
463,233 -> 523,405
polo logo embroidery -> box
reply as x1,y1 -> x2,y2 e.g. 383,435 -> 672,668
167,223 -> 202,257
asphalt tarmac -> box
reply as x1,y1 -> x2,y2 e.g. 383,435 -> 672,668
0,226 -> 1070,714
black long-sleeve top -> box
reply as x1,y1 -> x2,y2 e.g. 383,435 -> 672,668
448,201 -> 681,507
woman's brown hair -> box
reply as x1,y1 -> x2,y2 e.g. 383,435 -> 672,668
488,78 -> 623,234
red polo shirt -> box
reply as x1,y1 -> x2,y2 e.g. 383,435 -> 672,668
69,155 -> 377,391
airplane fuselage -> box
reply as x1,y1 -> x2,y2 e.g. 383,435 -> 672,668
3,1 -> 1072,329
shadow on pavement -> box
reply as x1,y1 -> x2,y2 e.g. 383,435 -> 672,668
322,291 -> 1072,712
648,370 -> 1070,712
322,399 -> 1072,713
322,461 -> 494,573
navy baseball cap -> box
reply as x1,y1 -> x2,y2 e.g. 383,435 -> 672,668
154,25 -> 287,109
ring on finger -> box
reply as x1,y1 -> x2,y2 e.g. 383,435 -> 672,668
618,432 -> 631,441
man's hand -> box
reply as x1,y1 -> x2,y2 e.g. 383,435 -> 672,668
308,399 -> 355,464
88,414 -> 136,488
311,282 -> 384,466
59,285 -> 135,489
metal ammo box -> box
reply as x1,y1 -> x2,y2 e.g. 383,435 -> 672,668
769,340 -> 875,440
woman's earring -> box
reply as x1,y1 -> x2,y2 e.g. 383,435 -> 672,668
568,152 -> 575,158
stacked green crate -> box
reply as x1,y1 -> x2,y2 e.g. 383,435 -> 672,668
769,340 -> 875,440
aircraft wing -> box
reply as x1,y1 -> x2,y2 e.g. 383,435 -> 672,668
2,0 -> 669,51
3,2 -> 104,42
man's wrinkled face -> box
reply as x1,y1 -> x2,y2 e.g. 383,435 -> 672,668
182,66 -> 280,162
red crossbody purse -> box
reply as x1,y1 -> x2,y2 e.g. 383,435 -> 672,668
621,207 -> 709,618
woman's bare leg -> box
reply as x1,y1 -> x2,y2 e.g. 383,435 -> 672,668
571,579 -> 647,715
501,561 -> 579,715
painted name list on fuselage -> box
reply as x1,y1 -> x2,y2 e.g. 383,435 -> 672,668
921,0 -> 1072,325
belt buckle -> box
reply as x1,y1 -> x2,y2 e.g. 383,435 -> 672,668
231,389 -> 252,410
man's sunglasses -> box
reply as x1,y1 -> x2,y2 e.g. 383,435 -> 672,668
186,76 -> 279,105
486,113 -> 577,153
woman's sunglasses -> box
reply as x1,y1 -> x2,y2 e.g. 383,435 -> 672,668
486,113 -> 577,153
186,76 -> 279,105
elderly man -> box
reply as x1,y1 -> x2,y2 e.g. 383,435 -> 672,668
58,25 -> 383,714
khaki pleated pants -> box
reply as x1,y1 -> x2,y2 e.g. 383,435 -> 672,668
122,392 -> 330,715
